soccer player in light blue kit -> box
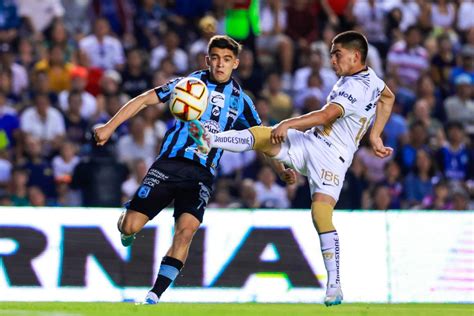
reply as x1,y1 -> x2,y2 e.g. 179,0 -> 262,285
94,35 -> 296,304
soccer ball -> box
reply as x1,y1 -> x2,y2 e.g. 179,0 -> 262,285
169,77 -> 209,121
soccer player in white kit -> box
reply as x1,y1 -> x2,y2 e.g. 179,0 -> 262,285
190,31 -> 395,306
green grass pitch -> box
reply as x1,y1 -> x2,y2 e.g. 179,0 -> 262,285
1,302 -> 473,316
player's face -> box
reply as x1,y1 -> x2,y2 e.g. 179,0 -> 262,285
206,47 -> 239,83
330,44 -> 359,76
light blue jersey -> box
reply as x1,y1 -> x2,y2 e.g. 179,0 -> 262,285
154,70 -> 261,175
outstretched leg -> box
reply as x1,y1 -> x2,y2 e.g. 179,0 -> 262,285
312,193 -> 343,307
189,121 -> 280,156
143,213 -> 200,304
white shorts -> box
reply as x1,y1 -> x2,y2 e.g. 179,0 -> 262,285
273,129 -> 351,202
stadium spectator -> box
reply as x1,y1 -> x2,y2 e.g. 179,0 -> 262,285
257,0 -> 293,89
91,0 -> 133,38
457,1 -> 474,32
133,0 -> 172,50
17,0 -> 64,35
293,77 -> 324,113
396,120 -> 430,175
407,99 -> 445,148
436,121 -> 472,184
320,0 -> 355,31
190,16 -> 219,69
236,178 -> 261,209
20,93 -> 66,154
27,185 -> 47,206
430,0 -> 456,31
121,158 -> 148,202
19,135 -> 56,200
287,174 -> 312,209
353,0 -> 389,58
255,165 -> 290,209
403,149 -> 438,208
16,38 -> 35,71
0,43 -> 28,98
443,74 -> 474,133
452,187 -> 472,210
52,141 -> 79,180
0,0 -> 20,45
310,25 -> 337,69
63,91 -> 90,145
235,48 -> 265,98
422,180 -> 452,210
387,25 -> 429,90
79,17 -> 125,71
44,20 -> 75,62
117,115 -> 156,167
450,45 -> 474,85
59,66 -> 98,120
8,167 -> 29,206
261,72 -> 293,122
34,44 -> 73,93
293,49 -> 337,98
430,34 -> 457,98
379,160 -> 403,209
62,0 -> 92,40
371,184 -> 392,210
121,48 -> 152,98
150,30 -> 188,74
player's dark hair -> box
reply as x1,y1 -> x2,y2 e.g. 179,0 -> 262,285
332,31 -> 368,64
208,35 -> 242,57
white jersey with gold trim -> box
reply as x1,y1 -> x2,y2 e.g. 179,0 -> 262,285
312,67 -> 386,160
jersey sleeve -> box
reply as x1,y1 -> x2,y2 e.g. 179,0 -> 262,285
236,93 -> 262,128
328,79 -> 365,117
154,77 -> 182,103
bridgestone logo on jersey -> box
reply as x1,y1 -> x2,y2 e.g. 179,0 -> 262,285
338,91 -> 357,104
214,136 -> 251,145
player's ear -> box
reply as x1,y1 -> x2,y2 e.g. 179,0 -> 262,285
233,58 -> 240,70
354,50 -> 361,64
205,55 -> 211,67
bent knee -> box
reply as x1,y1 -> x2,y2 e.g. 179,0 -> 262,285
118,212 -> 146,235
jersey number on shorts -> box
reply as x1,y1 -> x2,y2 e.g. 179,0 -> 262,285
321,169 -> 340,186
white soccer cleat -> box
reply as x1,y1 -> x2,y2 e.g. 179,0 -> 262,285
188,120 -> 211,154
136,291 -> 159,305
324,284 -> 343,307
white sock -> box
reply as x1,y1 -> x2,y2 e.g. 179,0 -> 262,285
319,231 -> 340,286
210,129 -> 254,152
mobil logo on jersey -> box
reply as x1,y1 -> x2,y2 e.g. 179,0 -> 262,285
338,90 -> 357,104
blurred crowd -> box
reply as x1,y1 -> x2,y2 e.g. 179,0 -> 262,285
0,0 -> 472,210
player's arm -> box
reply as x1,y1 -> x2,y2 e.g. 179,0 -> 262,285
94,89 -> 159,146
369,85 -> 395,158
270,104 -> 342,144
